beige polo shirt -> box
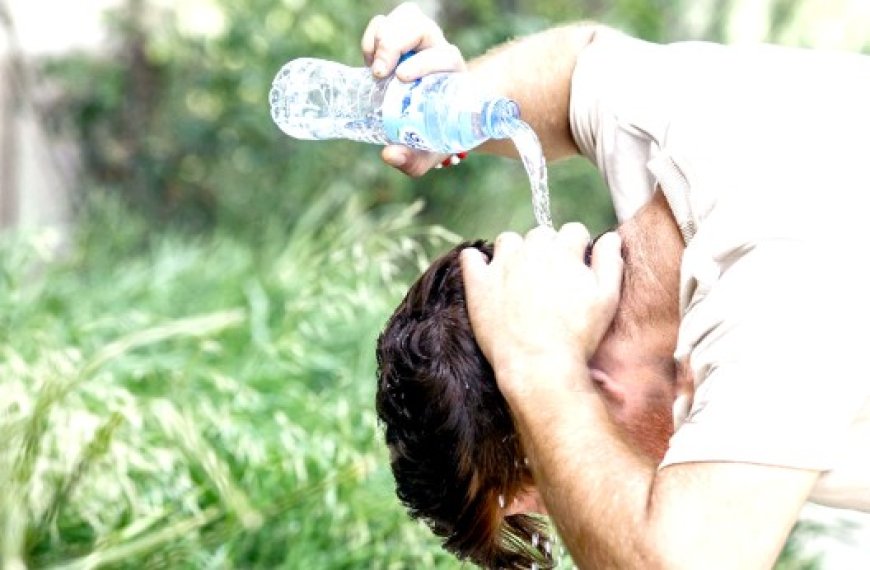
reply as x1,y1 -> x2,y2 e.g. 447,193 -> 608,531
569,27 -> 870,511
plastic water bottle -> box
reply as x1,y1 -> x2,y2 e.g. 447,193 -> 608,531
268,57 -> 520,153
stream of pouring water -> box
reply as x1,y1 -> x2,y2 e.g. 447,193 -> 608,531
507,120 -> 552,228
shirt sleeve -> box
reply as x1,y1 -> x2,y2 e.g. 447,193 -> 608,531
568,27 -> 667,222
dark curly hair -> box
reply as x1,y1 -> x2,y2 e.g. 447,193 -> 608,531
376,241 -> 554,569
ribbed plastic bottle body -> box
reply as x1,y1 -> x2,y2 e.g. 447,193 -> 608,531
269,58 -> 520,152
381,72 -> 519,153
269,58 -> 390,144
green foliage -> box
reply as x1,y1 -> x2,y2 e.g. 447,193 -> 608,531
0,190 -> 468,568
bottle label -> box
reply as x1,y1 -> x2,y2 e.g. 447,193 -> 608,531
382,74 -> 448,151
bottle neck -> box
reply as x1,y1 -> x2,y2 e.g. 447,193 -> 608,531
481,98 -> 521,139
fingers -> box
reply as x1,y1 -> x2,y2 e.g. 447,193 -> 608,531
363,3 -> 466,179
381,146 -> 409,169
459,246 -> 490,331
554,222 -> 591,259
494,231 -> 523,259
361,15 -> 386,67
460,246 -> 489,285
590,231 -> 624,306
474,224 -> 598,272
394,44 -> 466,81
488,224 -> 593,268
461,226 -> 623,369
361,2 -> 448,79
521,223 -> 590,263
524,224 -> 556,244
381,146 -> 444,177
522,223 -> 619,310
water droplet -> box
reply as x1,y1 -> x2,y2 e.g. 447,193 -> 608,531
523,456 -> 529,466
498,494 -> 505,509
544,540 -> 552,556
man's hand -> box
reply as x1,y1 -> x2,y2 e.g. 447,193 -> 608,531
459,223 -> 623,401
361,2 -> 466,176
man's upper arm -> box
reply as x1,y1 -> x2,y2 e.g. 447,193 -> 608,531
651,461 -> 819,570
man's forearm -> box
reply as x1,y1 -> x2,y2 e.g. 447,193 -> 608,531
468,24 -> 599,161
505,358 -> 811,570
506,361 -> 663,568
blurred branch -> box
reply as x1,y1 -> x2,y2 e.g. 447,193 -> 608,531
121,0 -> 161,213
0,0 -> 79,229
0,0 -> 19,227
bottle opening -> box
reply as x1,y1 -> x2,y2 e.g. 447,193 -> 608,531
484,98 -> 521,139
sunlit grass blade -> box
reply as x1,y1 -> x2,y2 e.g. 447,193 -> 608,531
46,507 -> 222,570
82,309 -> 246,376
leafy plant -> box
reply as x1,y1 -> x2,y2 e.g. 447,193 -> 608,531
0,190 -> 468,568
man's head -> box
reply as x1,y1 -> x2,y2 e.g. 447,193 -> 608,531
376,192 -> 685,569
376,240 -> 552,569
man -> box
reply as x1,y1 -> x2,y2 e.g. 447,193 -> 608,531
378,193 -> 683,569
367,3 -> 870,569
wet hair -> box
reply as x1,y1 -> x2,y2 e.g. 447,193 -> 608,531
376,240 -> 554,569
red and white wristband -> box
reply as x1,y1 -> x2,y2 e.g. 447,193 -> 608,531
434,152 -> 468,169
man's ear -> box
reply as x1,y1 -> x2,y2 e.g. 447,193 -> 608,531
504,485 -> 548,517
590,368 -> 626,407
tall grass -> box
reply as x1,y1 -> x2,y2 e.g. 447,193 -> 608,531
0,188 -> 468,568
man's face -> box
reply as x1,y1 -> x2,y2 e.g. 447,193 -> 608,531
587,189 -> 685,462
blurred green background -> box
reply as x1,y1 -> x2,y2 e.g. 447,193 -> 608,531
1,0 -> 868,567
